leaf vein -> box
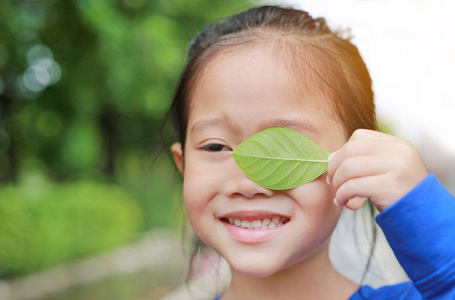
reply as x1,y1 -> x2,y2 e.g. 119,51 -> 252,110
233,154 -> 327,163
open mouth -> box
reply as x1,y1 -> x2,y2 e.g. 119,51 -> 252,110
221,216 -> 290,230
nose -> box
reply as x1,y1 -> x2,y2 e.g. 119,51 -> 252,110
221,165 -> 275,198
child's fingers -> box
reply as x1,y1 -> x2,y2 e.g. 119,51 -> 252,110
345,197 -> 368,210
330,156 -> 388,191
327,140 -> 387,184
327,129 -> 429,211
349,128 -> 396,142
333,175 -> 382,207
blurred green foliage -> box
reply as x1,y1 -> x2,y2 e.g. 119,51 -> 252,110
0,181 -> 141,278
0,0 -> 254,278
0,0 -> 254,183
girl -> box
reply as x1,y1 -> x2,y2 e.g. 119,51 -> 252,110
163,5 -> 455,299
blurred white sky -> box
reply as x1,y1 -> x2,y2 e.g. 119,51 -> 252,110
270,0 -> 455,156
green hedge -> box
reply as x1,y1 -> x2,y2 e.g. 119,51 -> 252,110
0,182 -> 141,278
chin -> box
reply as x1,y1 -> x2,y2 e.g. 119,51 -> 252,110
233,265 -> 279,278
227,253 -> 287,278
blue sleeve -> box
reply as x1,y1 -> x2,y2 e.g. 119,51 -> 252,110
376,173 -> 455,299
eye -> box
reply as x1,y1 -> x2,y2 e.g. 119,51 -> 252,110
201,144 -> 232,152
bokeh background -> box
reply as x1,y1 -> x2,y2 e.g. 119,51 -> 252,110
0,0 -> 454,300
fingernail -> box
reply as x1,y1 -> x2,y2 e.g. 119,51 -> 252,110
333,198 -> 339,206
328,152 -> 335,163
326,175 -> 332,185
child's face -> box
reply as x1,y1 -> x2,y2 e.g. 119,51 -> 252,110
172,45 -> 347,277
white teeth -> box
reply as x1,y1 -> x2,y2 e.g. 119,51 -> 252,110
251,220 -> 262,228
241,220 -> 251,227
227,217 -> 288,230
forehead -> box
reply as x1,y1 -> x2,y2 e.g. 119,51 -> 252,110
185,44 -> 347,151
188,42 -> 336,119
192,45 -> 343,132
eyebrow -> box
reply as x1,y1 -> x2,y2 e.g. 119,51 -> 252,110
190,116 -> 318,135
258,119 -> 319,134
190,116 -> 242,134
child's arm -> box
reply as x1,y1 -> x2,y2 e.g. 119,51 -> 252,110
376,173 -> 455,298
327,129 -> 455,299
326,129 -> 429,212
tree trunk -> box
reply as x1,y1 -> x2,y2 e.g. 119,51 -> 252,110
99,106 -> 117,179
0,93 -> 18,183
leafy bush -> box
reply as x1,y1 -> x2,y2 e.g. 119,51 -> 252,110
0,181 -> 141,278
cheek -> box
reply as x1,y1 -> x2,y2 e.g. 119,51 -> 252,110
181,155 -> 224,232
290,176 -> 341,229
292,175 -> 336,201
182,162 -> 207,220
182,175 -> 210,241
276,177 -> 342,267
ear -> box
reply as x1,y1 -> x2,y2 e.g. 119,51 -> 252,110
345,196 -> 368,211
170,142 -> 184,174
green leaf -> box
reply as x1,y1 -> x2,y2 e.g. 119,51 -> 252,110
232,127 -> 330,190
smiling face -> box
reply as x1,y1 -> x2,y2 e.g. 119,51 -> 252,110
171,44 -> 347,277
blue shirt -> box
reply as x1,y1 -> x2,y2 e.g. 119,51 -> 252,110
215,174 -> 455,299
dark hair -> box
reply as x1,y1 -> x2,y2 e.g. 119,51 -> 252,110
159,4 -> 378,290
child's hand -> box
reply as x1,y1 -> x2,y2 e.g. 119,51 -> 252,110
326,129 -> 429,212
